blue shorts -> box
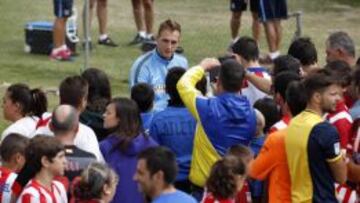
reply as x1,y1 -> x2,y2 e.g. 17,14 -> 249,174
230,0 -> 259,13
259,0 -> 287,22
53,0 -> 73,18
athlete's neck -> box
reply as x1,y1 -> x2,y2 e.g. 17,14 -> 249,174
2,162 -> 18,172
244,60 -> 260,69
54,133 -> 76,146
35,169 -> 55,190
305,103 -> 323,117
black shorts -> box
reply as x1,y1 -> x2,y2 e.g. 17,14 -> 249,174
53,0 -> 73,17
230,0 -> 259,13
259,0 -> 287,22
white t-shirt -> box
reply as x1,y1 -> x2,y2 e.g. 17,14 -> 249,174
242,67 -> 272,105
32,113 -> 104,162
1,116 -> 39,141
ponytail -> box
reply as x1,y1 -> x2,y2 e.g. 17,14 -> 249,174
30,89 -> 48,117
6,84 -> 47,118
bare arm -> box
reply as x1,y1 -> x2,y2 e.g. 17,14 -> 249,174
245,72 -> 272,94
348,160 -> 360,182
328,155 -> 347,184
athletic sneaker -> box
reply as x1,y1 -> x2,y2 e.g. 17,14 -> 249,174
64,47 -> 71,55
98,37 -> 118,47
49,49 -> 71,61
141,40 -> 157,52
128,34 -> 146,46
175,46 -> 184,54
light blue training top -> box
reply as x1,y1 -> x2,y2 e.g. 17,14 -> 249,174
129,49 -> 188,111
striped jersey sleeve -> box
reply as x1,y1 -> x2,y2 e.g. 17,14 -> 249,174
326,102 -> 353,151
0,167 -> 18,203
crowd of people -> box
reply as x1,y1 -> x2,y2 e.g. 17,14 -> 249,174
1,0 -> 360,202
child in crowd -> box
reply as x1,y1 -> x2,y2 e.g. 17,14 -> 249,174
201,155 -> 247,203
251,109 -> 266,152
131,83 -> 155,134
0,134 -> 29,203
16,135 -> 68,203
253,98 -> 281,134
227,145 -> 254,203
72,162 -> 118,203
249,109 -> 266,203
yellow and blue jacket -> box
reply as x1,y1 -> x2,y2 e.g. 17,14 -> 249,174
285,110 -> 342,203
177,66 -> 256,187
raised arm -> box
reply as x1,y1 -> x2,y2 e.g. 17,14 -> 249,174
177,58 -> 220,120
245,71 -> 272,94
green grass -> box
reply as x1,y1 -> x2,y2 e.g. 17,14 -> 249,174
0,0 -> 359,131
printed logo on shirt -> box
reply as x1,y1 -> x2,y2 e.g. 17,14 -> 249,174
0,183 -> 11,193
334,142 -> 341,155
153,85 -> 166,93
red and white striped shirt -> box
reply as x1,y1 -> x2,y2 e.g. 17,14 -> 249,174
269,114 -> 291,134
336,183 -> 358,203
0,166 -> 17,203
325,101 -> 353,151
335,118 -> 360,203
16,179 -> 67,203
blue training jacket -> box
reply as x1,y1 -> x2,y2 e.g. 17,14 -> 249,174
177,66 -> 257,187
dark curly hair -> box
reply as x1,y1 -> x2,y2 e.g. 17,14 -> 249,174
206,155 -> 246,200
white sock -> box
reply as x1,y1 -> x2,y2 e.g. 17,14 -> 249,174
232,36 -> 240,44
60,44 -> 68,50
269,51 -> 280,60
139,31 -> 146,38
99,34 -> 108,41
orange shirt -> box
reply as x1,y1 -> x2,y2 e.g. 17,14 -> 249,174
249,130 -> 291,203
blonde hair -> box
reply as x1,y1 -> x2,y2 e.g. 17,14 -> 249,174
157,19 -> 181,37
